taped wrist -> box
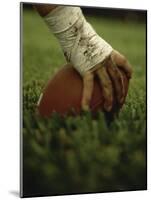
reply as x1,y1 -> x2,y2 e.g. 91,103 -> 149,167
44,6 -> 113,76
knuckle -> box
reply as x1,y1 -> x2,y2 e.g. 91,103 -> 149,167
105,80 -> 112,89
129,65 -> 133,75
121,55 -> 127,63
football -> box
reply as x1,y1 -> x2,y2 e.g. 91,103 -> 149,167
37,64 -> 129,117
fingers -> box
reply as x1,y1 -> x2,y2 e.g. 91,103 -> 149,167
96,66 -> 113,111
81,50 -> 132,112
106,58 -> 125,104
111,50 -> 133,79
81,71 -> 94,111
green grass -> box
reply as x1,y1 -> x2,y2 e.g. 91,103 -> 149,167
22,9 -> 146,197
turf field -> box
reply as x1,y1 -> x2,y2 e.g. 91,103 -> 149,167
22,9 -> 146,197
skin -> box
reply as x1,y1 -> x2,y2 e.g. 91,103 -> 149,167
34,4 -> 133,112
33,4 -> 57,16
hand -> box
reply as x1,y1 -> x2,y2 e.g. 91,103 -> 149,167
81,50 -> 133,111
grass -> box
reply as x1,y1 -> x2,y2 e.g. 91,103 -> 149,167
22,9 -> 146,197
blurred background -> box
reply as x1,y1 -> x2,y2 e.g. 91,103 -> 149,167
23,3 -> 146,21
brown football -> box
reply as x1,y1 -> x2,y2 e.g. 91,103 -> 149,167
37,64 -> 129,117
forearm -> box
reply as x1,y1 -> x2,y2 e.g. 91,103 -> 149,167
43,6 -> 113,76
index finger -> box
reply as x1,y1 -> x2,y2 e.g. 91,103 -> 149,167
81,71 -> 94,111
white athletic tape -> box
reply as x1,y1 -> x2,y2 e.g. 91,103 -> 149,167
44,6 -> 113,76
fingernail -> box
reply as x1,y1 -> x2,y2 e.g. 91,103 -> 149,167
120,97 -> 124,103
104,104 -> 112,112
82,105 -> 89,111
